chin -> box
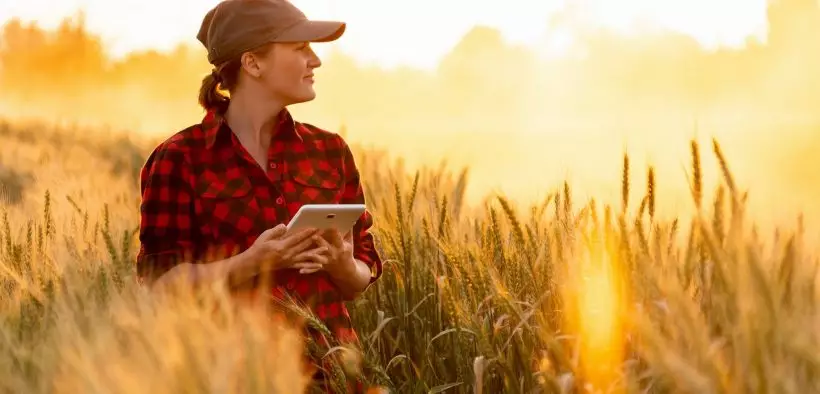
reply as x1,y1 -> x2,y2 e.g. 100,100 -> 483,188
290,91 -> 316,105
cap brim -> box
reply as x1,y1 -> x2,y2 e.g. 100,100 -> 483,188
275,20 -> 346,43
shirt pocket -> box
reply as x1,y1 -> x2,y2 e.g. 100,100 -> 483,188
195,172 -> 264,244
286,162 -> 345,205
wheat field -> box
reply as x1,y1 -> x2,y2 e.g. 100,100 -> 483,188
1,114 -> 818,394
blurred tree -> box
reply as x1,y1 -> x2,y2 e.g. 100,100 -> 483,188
437,26 -> 538,121
765,0 -> 820,111
767,0 -> 820,53
0,13 -> 106,95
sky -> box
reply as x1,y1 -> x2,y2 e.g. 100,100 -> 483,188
0,0 -> 770,69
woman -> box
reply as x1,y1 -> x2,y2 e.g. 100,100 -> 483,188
135,0 -> 383,391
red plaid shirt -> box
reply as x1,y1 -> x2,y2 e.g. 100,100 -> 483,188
136,108 -> 382,348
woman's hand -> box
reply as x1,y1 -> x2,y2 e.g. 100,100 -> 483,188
299,228 -> 374,300
298,229 -> 355,276
243,224 -> 328,275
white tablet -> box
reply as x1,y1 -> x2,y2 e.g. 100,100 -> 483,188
286,204 -> 366,234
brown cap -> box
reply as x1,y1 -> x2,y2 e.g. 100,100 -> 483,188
197,0 -> 346,65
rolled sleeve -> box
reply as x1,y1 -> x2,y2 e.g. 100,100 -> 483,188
136,142 -> 196,285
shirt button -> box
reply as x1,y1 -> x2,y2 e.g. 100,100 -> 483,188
269,163 -> 277,169
276,197 -> 284,205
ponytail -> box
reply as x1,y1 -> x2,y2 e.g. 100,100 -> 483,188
197,43 -> 274,112
198,70 -> 229,113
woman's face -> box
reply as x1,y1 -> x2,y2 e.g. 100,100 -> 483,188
246,42 -> 322,105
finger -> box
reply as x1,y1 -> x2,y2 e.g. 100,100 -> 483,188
291,227 -> 319,240
327,228 -> 345,248
294,257 -> 325,274
257,224 -> 286,242
272,223 -> 287,236
292,247 -> 329,264
299,266 -> 323,274
343,231 -> 354,250
282,227 -> 321,248
286,236 -> 321,258
292,262 -> 324,270
277,237 -> 317,262
313,234 -> 336,255
313,233 -> 332,248
292,256 -> 325,274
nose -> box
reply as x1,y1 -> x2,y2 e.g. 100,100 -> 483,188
307,46 -> 321,68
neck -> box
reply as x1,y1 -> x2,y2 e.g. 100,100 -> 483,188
224,89 -> 284,149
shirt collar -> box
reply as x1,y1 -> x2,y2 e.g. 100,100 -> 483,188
203,107 -> 302,149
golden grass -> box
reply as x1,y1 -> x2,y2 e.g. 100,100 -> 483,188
1,119 -> 819,393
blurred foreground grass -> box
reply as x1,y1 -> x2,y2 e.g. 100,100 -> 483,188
0,118 -> 818,393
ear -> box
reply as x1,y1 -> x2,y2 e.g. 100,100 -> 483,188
239,52 -> 263,78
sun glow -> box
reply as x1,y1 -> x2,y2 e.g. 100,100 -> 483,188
561,243 -> 627,391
